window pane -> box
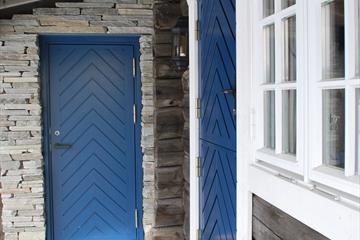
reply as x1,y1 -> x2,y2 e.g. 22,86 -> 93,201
356,89 -> 360,175
283,16 -> 297,82
282,0 -> 296,9
322,0 -> 345,79
282,90 -> 297,155
323,89 -> 345,169
264,91 -> 276,149
263,0 -> 274,17
264,24 -> 275,83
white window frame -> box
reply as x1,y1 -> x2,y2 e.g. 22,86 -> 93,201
308,0 -> 360,197
189,0 -> 360,239
252,0 -> 306,175
253,0 -> 360,196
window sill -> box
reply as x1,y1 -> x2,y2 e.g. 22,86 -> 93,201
255,148 -> 302,174
310,165 -> 360,197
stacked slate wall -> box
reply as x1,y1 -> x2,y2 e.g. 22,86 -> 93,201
0,0 -> 190,239
0,1 -> 157,239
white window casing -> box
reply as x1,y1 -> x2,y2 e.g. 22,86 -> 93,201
189,0 -> 360,239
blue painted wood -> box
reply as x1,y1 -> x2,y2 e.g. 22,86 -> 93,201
199,0 -> 236,238
41,36 -> 142,240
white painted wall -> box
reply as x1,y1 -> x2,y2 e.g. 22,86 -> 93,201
187,0 -> 360,240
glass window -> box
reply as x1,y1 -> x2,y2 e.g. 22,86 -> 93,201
356,89 -> 360,175
263,0 -> 275,17
323,89 -> 345,169
283,16 -> 297,82
282,0 -> 296,9
264,91 -> 276,149
321,0 -> 345,79
264,24 -> 275,83
283,90 -> 296,154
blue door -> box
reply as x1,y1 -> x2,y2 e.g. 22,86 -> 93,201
41,36 -> 141,240
199,0 -> 236,238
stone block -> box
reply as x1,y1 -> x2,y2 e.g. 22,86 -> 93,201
108,26 -> 153,34
15,26 -> 106,33
3,104 -> 41,110
11,153 -> 42,161
0,34 -> 37,42
4,233 -> 18,240
33,8 -> 80,15
81,8 -> 118,15
0,60 -> 29,66
0,20 -> 39,26
0,161 -> 20,170
19,231 -> 45,240
22,160 -> 43,169
39,18 -> 89,27
0,94 -> 31,104
0,45 -> 27,54
116,3 -> 152,9
0,26 -> 15,33
9,126 -> 41,131
56,2 -> 115,8
0,53 -> 39,61
118,8 -> 153,15
17,209 -> 43,217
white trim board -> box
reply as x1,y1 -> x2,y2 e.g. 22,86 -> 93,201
187,1 -> 200,240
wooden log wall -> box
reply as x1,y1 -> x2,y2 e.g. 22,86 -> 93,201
252,195 -> 329,240
153,0 -> 188,238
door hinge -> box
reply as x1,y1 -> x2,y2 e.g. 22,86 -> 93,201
133,104 -> 137,124
195,97 -> 201,119
135,208 -> 138,229
132,57 -> 136,78
196,156 -> 201,177
196,19 -> 201,41
196,229 -> 201,240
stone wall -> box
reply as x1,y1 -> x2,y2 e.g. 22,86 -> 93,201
0,1 -> 156,239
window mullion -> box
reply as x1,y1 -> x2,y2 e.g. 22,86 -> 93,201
345,0 -> 356,79
345,86 -> 356,176
275,16 -> 283,154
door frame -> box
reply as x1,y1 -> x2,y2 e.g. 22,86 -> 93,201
39,34 -> 144,240
187,0 -> 252,239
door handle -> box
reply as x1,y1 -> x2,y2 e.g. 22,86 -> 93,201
54,143 -> 72,149
223,89 -> 235,94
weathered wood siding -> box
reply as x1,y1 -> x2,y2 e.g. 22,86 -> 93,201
252,195 -> 329,240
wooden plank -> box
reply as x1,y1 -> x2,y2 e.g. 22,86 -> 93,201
253,216 -> 281,240
252,195 -> 329,240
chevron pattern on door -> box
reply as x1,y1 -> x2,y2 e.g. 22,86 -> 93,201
199,0 -> 236,238
49,44 -> 137,240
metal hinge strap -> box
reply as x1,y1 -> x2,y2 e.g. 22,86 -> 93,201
196,157 -> 201,177
196,19 -> 201,41
197,229 -> 201,240
133,57 -> 136,78
195,97 -> 201,119
135,209 -> 138,228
